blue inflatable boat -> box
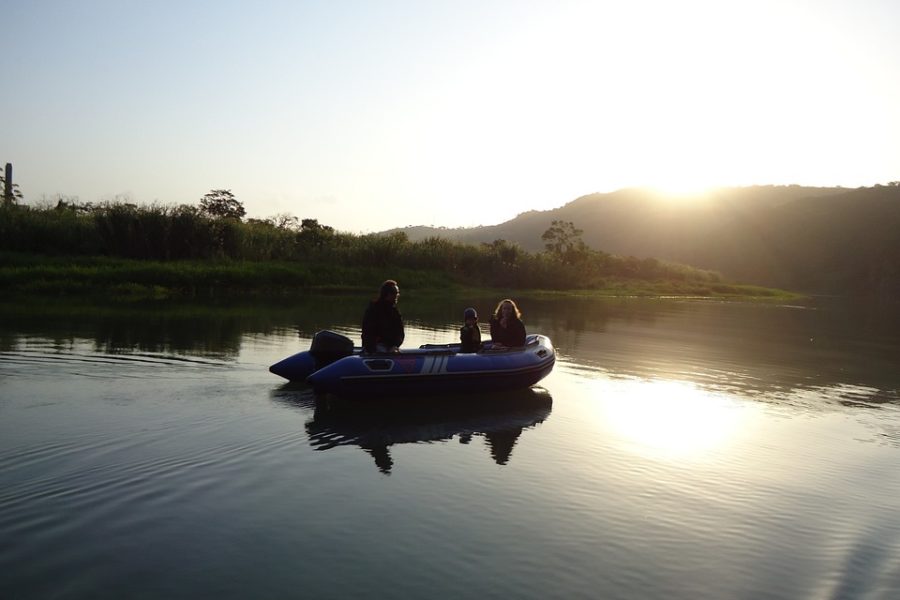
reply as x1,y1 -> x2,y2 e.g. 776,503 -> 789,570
269,330 -> 555,397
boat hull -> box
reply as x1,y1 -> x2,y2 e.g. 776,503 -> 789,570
269,349 -> 320,382
272,334 -> 556,397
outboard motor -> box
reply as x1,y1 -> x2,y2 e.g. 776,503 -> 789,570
269,330 -> 356,382
309,330 -> 354,368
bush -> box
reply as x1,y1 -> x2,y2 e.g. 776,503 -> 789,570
0,201 -> 724,291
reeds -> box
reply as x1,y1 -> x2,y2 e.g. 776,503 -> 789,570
1,201 -> 741,295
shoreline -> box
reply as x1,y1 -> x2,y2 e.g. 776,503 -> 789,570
0,251 -> 803,302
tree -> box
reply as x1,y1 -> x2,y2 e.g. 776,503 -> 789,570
541,220 -> 590,267
297,218 -> 335,251
270,213 -> 300,230
200,189 -> 245,220
301,218 -> 333,233
483,239 -> 522,266
541,220 -> 585,256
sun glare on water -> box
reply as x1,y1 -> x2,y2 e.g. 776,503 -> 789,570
597,379 -> 749,460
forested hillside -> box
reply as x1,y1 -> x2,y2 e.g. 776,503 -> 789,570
388,185 -> 900,294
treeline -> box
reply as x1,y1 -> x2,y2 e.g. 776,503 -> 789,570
0,200 -> 725,291
395,185 -> 900,295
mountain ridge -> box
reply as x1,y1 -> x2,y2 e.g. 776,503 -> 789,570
382,185 -> 900,294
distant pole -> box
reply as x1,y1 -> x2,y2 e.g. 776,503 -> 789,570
3,163 -> 11,205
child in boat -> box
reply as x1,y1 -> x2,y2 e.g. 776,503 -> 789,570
459,307 -> 482,353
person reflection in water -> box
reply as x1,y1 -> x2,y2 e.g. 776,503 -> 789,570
489,298 -> 526,348
305,389 -> 553,475
483,429 -> 522,465
361,430 -> 523,474
364,446 -> 393,474
361,280 -> 404,354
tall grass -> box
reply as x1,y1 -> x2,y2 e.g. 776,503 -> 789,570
0,202 -> 726,292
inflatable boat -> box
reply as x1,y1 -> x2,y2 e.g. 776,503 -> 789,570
269,330 -> 555,397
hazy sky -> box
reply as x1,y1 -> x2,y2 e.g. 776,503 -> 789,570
4,0 -> 899,232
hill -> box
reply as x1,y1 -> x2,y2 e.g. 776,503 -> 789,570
385,185 -> 900,295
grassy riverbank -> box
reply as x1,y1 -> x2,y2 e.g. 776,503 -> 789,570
0,202 -> 806,300
0,252 -> 800,301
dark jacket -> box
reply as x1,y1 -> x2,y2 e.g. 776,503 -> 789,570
362,299 -> 404,353
459,323 -> 482,353
489,316 -> 526,347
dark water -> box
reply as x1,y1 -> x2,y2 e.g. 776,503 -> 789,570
2,295 -> 899,599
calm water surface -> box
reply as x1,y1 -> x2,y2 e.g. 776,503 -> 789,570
2,295 -> 899,599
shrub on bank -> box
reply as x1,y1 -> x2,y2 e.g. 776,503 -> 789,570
0,202 -> 722,291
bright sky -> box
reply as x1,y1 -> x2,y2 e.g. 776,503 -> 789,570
4,0 -> 899,232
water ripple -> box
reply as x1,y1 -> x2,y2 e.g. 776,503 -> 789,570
0,348 -> 231,380
0,423 -> 311,546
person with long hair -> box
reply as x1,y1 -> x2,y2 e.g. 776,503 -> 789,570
361,280 -> 404,353
489,298 -> 526,348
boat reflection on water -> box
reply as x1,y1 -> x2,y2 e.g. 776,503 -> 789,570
302,388 -> 553,474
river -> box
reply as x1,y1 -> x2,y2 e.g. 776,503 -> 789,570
1,295 -> 899,599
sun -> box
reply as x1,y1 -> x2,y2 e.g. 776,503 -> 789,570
639,164 -> 724,199
647,181 -> 718,200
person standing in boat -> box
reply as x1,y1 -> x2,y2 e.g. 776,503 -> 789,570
489,298 -> 526,348
459,307 -> 482,353
362,280 -> 405,353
